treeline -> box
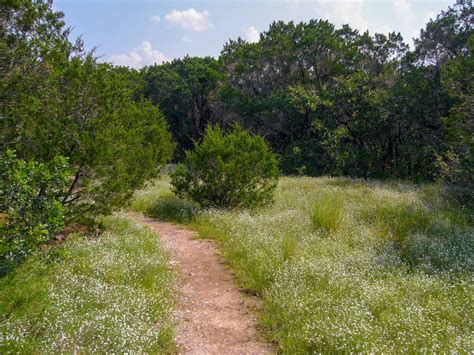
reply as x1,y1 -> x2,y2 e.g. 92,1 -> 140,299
138,0 -> 472,205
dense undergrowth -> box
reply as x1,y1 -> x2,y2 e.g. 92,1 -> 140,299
0,214 -> 174,353
133,176 -> 473,353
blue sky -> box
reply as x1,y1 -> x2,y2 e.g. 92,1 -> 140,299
53,0 -> 453,68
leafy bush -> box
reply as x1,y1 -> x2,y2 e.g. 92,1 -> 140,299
311,193 -> 345,234
0,150 -> 71,272
171,125 -> 279,208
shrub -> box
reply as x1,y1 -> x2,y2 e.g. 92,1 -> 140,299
171,125 -> 279,208
0,150 -> 71,272
311,193 -> 344,233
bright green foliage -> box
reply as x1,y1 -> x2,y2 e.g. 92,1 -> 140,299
171,125 -> 279,208
1,1 -> 175,222
133,176 -> 473,352
0,150 -> 71,272
311,194 -> 344,233
0,214 -> 175,352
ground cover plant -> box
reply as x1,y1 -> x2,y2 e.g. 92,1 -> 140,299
133,176 -> 473,353
0,214 -> 174,353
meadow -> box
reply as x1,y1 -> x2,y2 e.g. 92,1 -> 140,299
0,214 -> 174,353
133,176 -> 473,353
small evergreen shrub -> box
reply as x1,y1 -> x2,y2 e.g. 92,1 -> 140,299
171,125 -> 279,208
0,150 -> 71,272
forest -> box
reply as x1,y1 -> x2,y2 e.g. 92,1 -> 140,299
1,0 -> 473,353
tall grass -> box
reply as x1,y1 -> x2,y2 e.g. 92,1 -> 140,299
0,213 -> 175,353
133,176 -> 473,352
311,193 -> 344,234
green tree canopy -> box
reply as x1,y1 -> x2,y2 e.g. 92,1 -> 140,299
1,0 -> 175,221
141,56 -> 222,159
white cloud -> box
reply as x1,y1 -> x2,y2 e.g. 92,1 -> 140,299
110,41 -> 168,68
150,15 -> 161,23
394,0 -> 411,16
285,0 -> 368,33
164,8 -> 211,32
242,26 -> 260,43
393,0 -> 413,28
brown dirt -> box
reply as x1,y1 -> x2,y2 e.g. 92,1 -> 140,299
141,216 -> 273,355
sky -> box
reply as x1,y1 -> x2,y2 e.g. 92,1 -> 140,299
53,0 -> 453,68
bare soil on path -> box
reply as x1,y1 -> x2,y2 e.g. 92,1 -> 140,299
141,216 -> 272,355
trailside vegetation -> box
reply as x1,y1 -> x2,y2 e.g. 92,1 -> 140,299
0,214 -> 175,352
133,176 -> 473,353
171,125 -> 279,208
1,0 -> 175,224
0,150 -> 71,273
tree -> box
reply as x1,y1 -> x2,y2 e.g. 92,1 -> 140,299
141,56 -> 222,159
415,0 -> 473,66
438,34 -> 473,208
218,20 -> 419,178
1,0 -> 175,221
1,150 -> 71,272
412,0 -> 473,206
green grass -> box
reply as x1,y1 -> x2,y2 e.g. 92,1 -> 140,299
311,193 -> 345,234
133,176 -> 473,353
0,213 -> 175,353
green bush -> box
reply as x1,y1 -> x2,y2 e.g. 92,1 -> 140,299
0,150 -> 71,272
171,125 -> 279,208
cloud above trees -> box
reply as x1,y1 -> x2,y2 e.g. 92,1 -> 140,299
110,41 -> 168,68
242,26 -> 260,43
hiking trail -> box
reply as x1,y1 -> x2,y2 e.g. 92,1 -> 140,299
141,216 -> 272,354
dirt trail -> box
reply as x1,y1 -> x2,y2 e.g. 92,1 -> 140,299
141,216 -> 272,355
